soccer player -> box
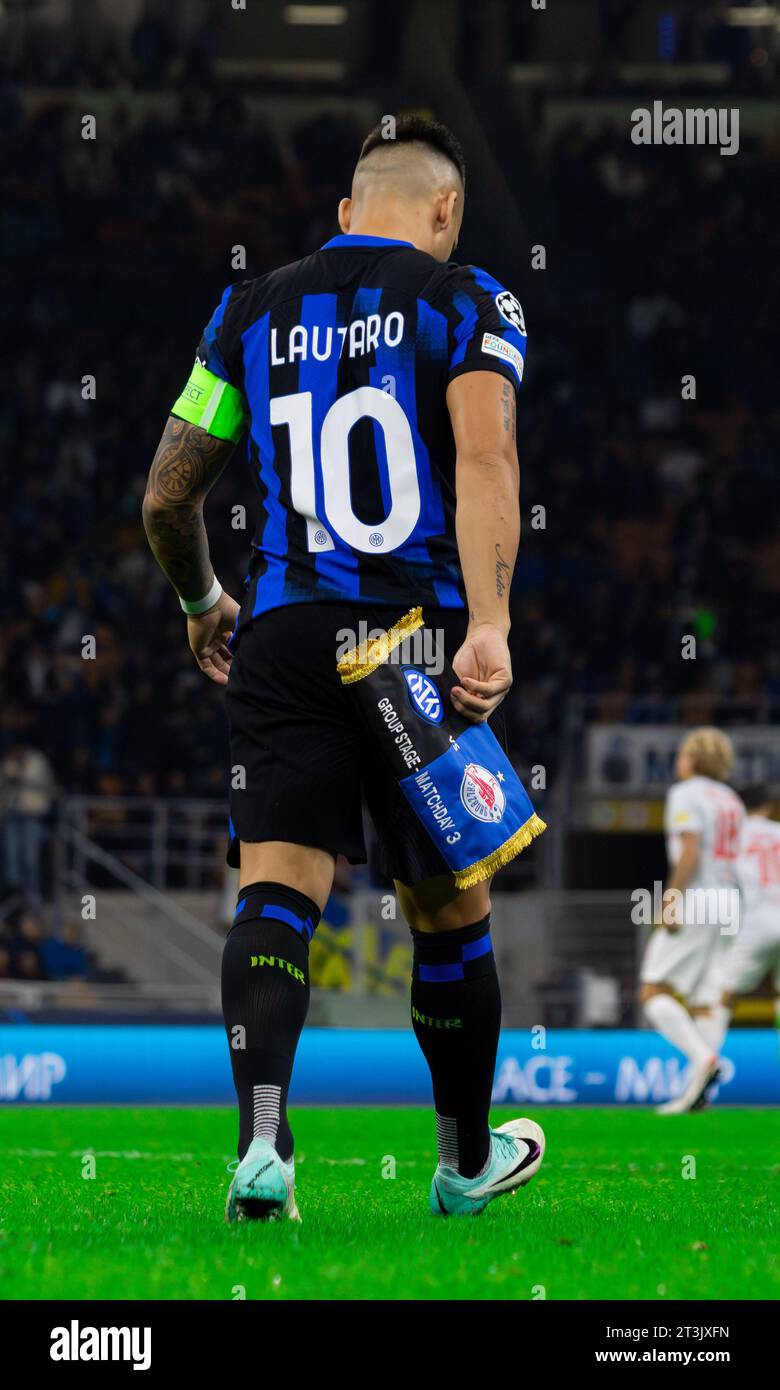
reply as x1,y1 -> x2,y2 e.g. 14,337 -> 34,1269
143,116 -> 544,1218
639,728 -> 744,1114
716,784 -> 780,1046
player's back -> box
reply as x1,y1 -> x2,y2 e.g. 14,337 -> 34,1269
736,814 -> 780,919
191,233 -> 527,632
664,775 -> 745,890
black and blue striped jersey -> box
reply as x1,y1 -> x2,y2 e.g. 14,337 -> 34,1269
178,233 -> 527,631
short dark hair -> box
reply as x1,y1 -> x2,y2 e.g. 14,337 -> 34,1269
358,114 -> 466,185
740,782 -> 772,812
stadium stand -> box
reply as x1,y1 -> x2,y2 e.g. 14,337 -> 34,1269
1,2 -> 778,1007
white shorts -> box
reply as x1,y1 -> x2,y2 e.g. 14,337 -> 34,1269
718,908 -> 780,996
640,919 -> 733,1007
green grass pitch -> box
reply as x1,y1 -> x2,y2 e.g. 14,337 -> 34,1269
1,1106 -> 778,1301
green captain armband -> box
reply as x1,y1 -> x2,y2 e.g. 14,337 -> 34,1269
171,362 -> 246,443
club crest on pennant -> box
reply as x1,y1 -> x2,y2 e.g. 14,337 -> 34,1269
460,763 -> 505,824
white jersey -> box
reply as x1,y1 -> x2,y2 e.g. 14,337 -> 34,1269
720,815 -> 780,996
642,776 -> 745,1003
736,815 -> 780,920
664,776 -> 744,891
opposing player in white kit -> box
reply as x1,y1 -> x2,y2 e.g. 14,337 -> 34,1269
639,728 -> 744,1114
717,784 -> 780,1043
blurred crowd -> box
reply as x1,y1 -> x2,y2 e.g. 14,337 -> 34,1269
0,898 -> 92,984
7,2 -> 780,96
510,116 -> 780,777
1,12 -> 779,912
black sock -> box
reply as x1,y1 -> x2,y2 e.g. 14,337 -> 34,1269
411,914 -> 501,1179
221,881 -> 320,1162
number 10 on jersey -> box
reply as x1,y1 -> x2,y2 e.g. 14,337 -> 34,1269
271,386 -> 422,555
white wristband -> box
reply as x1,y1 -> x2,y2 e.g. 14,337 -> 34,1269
179,576 -> 223,615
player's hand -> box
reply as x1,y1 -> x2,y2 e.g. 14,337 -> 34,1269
451,622 -> 512,723
187,591 -> 240,686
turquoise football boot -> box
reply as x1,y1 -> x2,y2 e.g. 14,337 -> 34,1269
430,1117 -> 545,1216
225,1137 -> 300,1223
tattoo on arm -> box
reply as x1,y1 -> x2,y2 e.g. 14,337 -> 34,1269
500,381 -> 516,441
495,543 -> 511,599
143,417 -> 235,599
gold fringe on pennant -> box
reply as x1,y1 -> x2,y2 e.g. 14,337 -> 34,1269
453,813 -> 547,891
336,606 -> 424,685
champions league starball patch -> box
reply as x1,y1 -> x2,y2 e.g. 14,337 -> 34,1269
336,608 -> 546,888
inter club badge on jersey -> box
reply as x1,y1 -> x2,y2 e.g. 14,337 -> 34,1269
337,608 -> 546,888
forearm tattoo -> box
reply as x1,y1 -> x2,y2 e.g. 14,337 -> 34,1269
495,543 -> 511,599
143,418 -> 234,599
501,381 -> 516,440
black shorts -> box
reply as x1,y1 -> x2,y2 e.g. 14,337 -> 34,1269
225,602 -> 507,885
